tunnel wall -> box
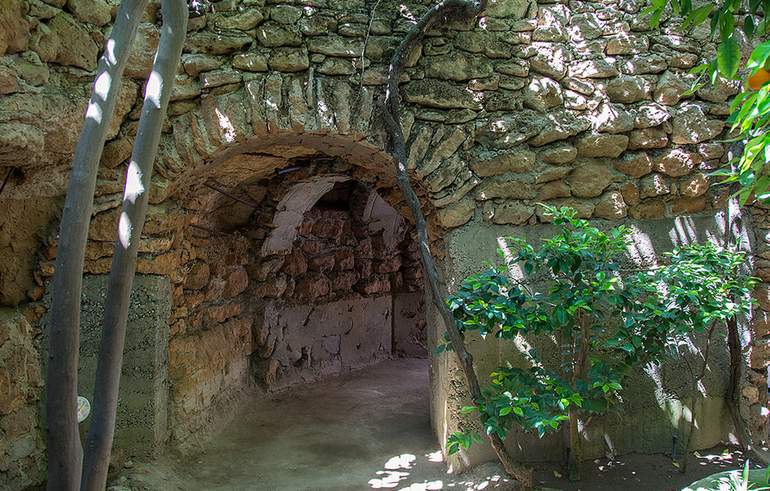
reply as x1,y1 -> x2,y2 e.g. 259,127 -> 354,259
433,209 -> 756,469
0,0 -> 768,484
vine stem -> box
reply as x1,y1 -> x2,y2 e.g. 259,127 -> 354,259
381,1 -> 533,487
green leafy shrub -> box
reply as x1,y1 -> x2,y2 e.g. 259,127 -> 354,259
442,206 -> 755,479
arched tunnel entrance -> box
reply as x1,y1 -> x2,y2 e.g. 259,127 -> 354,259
156,144 -> 461,489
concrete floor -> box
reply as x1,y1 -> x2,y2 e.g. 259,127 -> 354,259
112,358 -> 742,491
135,358 -> 513,491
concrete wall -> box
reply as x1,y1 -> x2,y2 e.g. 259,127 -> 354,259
43,274 -> 172,461
433,209 -> 753,469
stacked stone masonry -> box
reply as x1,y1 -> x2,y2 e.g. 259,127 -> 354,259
0,0 -> 767,486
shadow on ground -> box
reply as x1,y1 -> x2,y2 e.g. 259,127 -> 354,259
110,358 -> 749,491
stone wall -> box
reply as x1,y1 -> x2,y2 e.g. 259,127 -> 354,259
0,0 -> 767,483
435,211 -> 754,469
162,167 -> 426,449
0,309 -> 44,490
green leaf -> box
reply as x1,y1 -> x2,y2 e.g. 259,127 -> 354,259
686,4 -> 713,27
747,41 -> 770,71
717,36 -> 741,79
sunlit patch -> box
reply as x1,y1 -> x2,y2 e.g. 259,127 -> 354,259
118,211 -> 133,249
146,70 -> 163,108
215,108 -> 237,143
124,160 -> 145,204
94,71 -> 112,100
384,454 -> 416,470
86,101 -> 102,123
105,38 -> 117,65
368,470 -> 409,488
426,450 -> 443,463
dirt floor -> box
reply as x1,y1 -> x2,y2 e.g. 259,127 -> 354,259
113,358 -> 750,491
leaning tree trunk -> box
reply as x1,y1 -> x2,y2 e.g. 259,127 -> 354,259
382,0 -> 533,487
46,1 -> 148,488
80,1 -> 188,489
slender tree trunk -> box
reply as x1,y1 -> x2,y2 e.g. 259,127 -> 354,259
80,1 -> 188,489
566,314 -> 588,481
679,323 -> 716,473
382,1 -> 532,487
46,2 -> 148,488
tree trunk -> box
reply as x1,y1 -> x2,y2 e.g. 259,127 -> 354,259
382,0 -> 532,487
46,1 -> 148,488
80,1 -> 188,489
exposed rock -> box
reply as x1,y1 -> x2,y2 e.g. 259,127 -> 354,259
233,52 -> 269,72
529,43 -> 569,80
528,112 -> 590,146
210,10 -> 264,31
201,69 -> 242,89
654,71 -> 695,106
126,23 -> 160,78
606,75 -> 652,103
628,127 -> 668,149
67,0 -> 111,26
567,162 -> 614,198
50,12 -> 99,70
629,199 -> 666,219
255,22 -> 301,47
308,36 -> 363,57
485,0 -> 530,18
524,76 -> 563,112
271,5 -> 302,25
619,54 -> 667,74
483,201 -> 535,225
569,59 -> 618,78
495,60 -> 529,77
0,0 -> 31,56
540,143 -> 578,164
606,34 -> 649,55
403,79 -> 480,110
185,32 -> 253,54
593,102 -> 634,134
424,53 -> 493,81
640,174 -> 670,198
614,152 -> 653,178
537,180 -> 571,200
654,148 -> 703,177
435,197 -> 474,228
470,149 -> 536,176
268,47 -> 309,72
475,175 -> 536,200
671,104 -> 724,144
0,123 -> 44,166
594,191 -> 628,219
575,133 -> 629,158
635,102 -> 670,128
671,195 -> 707,215
680,173 -> 709,197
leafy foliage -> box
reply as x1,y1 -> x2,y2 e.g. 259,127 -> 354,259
644,0 -> 770,203
441,206 -> 755,454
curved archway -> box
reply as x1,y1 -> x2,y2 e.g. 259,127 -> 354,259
162,132 -> 432,453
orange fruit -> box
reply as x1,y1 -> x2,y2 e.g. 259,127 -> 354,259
748,68 -> 770,90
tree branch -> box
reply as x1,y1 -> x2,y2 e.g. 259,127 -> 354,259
80,1 -> 188,488
45,1 -> 149,488
382,1 -> 533,486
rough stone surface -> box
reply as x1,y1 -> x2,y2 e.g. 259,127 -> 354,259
0,0 -> 764,481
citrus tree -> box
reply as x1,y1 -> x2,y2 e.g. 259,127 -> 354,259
442,206 -> 755,480
645,0 -> 770,202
